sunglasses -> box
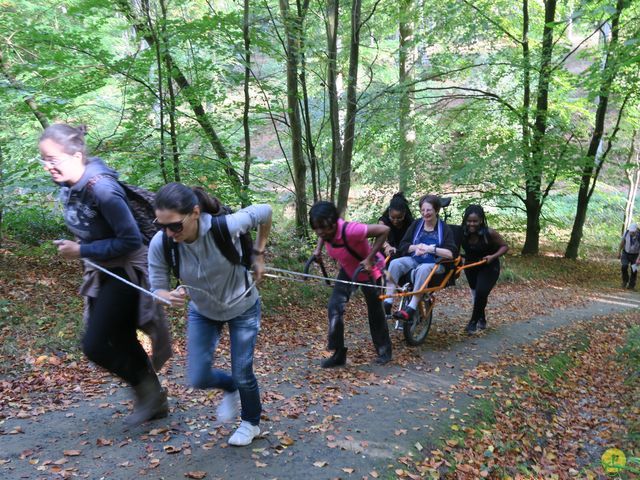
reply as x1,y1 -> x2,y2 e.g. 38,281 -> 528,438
153,214 -> 191,233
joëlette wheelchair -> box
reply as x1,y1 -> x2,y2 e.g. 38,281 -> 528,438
303,253 -> 485,346
379,257 -> 485,345
302,197 -> 485,346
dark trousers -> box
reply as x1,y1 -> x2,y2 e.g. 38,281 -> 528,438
327,269 -> 392,358
83,268 -> 155,386
464,262 -> 500,323
621,252 -> 638,288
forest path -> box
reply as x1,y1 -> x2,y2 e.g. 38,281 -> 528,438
1,288 -> 638,480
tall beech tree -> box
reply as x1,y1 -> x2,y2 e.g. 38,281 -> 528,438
565,0 -> 628,259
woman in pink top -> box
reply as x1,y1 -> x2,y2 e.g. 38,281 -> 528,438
310,201 -> 392,367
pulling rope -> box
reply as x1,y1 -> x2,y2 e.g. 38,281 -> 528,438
83,259 -> 171,305
263,265 -> 401,291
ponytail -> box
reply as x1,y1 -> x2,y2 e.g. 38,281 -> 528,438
155,182 -> 222,215
192,186 -> 222,215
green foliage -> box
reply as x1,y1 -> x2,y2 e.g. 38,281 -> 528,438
618,326 -> 640,386
2,203 -> 67,246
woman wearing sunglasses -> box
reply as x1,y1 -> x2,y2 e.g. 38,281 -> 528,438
38,123 -> 168,426
148,182 -> 272,447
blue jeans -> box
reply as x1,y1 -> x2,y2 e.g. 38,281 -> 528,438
187,300 -> 261,425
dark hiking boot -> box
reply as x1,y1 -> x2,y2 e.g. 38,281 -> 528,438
477,317 -> 487,330
125,378 -> 169,427
465,319 -> 478,334
374,354 -> 392,365
321,347 -> 347,368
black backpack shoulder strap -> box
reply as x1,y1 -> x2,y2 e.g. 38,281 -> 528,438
340,222 -> 365,262
210,214 -> 251,289
210,215 -> 242,265
162,232 -> 181,286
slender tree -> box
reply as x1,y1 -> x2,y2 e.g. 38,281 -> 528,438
325,0 -> 342,202
623,130 -> 639,233
115,0 -> 242,193
336,0 -> 363,215
398,0 -> 416,192
521,0 -> 557,255
241,0 -> 252,206
565,0 -> 626,259
279,0 -> 308,234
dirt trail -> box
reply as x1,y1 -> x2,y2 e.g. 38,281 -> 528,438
1,290 -> 638,480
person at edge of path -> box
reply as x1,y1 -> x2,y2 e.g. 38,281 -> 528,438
310,201 -> 393,368
383,194 -> 457,322
148,182 -> 272,447
618,222 -> 640,290
459,205 -> 509,334
378,192 -> 414,259
39,123 -> 168,427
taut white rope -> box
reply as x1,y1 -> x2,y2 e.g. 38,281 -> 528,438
83,259 -> 171,305
263,266 -> 401,291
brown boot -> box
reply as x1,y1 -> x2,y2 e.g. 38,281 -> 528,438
124,377 -> 169,427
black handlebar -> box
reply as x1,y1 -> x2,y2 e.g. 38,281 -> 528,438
304,255 -> 331,285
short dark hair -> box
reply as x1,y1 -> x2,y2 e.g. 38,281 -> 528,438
309,201 -> 339,229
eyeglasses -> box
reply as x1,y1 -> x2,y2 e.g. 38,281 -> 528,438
153,214 -> 191,233
39,157 -> 70,168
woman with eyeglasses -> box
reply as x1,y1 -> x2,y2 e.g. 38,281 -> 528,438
148,182 -> 272,447
38,123 -> 168,426
378,192 -> 414,258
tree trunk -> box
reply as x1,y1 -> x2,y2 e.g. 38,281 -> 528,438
142,0 -> 169,183
159,0 -> 180,182
279,0 -> 308,235
398,0 -> 416,193
0,51 -> 49,130
336,0 -> 362,215
521,0 -> 556,255
116,0 -> 241,193
564,0 -> 624,259
623,131 -> 639,234
521,0 -> 531,183
326,0 -> 342,203
297,0 -> 319,202
241,0 -> 252,206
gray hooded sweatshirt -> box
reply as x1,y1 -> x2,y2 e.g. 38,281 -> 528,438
148,206 -> 272,321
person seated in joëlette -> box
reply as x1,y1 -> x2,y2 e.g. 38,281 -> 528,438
382,194 -> 457,322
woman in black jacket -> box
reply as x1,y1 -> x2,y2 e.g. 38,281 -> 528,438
378,192 -> 414,258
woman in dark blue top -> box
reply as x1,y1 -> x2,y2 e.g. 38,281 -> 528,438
39,123 -> 167,426
460,205 -> 508,334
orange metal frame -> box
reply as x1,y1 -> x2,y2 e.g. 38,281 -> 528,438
379,258 -> 487,300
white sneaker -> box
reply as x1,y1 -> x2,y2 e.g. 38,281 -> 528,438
228,420 -> 260,446
216,390 -> 240,423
